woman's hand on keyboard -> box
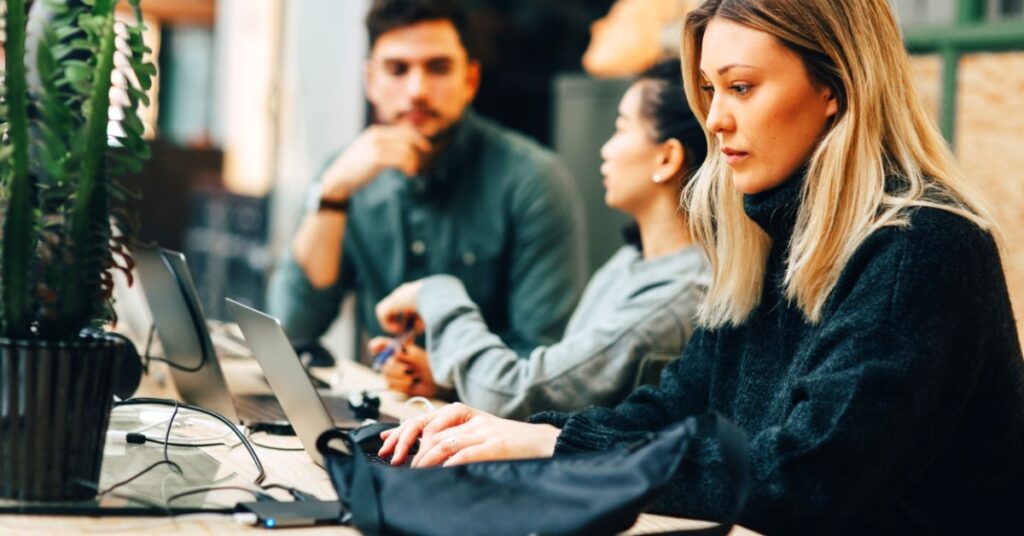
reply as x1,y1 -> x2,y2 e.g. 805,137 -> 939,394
378,402 -> 560,468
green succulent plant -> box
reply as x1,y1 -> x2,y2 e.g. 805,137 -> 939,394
0,0 -> 155,341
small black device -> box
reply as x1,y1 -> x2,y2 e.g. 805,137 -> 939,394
235,500 -> 345,528
250,420 -> 296,436
347,390 -> 381,420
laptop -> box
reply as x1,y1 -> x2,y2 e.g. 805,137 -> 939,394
133,245 -> 365,427
227,299 -> 374,466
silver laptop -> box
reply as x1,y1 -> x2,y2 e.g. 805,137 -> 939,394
227,298 -> 356,465
134,245 -> 360,426
134,245 -> 241,422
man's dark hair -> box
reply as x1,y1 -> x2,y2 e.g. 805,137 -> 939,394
366,0 -> 474,57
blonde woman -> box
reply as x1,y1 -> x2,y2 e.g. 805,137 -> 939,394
378,0 -> 1024,532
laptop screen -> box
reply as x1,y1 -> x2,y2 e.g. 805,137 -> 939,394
134,245 -> 241,423
226,298 -> 349,464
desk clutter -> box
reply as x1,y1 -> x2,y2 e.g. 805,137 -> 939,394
0,390 -> 408,527
0,237 -> 754,534
1,295 -> 751,535
2,372 -> 749,536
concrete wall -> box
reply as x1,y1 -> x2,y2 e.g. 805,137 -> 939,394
269,0 -> 370,360
911,50 -> 1024,341
272,0 -> 369,256
955,52 -> 1024,340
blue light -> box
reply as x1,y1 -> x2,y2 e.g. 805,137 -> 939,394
266,518 -> 276,528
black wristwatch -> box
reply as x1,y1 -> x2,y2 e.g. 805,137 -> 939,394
317,196 -> 350,213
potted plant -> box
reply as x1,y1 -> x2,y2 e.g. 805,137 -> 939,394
0,0 -> 154,501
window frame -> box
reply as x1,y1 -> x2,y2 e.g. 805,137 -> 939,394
903,0 -> 1024,144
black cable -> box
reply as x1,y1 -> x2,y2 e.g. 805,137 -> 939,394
114,397 -> 266,485
109,399 -> 318,509
260,483 -> 320,502
94,401 -> 184,498
143,322 -> 206,372
248,430 -> 306,452
135,435 -> 227,448
164,485 -> 268,508
162,402 -> 183,474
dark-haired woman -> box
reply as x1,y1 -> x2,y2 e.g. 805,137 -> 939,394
372,60 -> 711,420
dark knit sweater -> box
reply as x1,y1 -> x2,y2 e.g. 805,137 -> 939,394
530,173 -> 1024,534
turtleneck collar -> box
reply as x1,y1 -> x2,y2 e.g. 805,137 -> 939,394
742,164 -> 808,241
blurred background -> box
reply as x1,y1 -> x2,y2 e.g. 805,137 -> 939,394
104,0 -> 1023,344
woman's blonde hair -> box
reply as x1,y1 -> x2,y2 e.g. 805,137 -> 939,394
680,0 -> 997,327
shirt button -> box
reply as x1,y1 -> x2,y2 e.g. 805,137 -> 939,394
462,252 -> 476,266
410,240 -> 426,256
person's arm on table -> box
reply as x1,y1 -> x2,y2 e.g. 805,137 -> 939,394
375,327 -> 715,467
268,125 -> 429,340
292,125 -> 430,289
375,273 -> 699,419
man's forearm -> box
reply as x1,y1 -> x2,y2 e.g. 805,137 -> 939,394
292,211 -> 347,289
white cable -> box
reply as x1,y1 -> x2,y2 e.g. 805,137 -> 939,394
399,396 -> 436,424
115,406 -> 238,442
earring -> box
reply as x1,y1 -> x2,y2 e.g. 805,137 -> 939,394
652,173 -> 663,184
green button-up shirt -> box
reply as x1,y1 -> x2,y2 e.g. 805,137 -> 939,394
267,111 -> 587,354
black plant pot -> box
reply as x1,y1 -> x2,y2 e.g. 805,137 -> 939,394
0,334 -> 125,501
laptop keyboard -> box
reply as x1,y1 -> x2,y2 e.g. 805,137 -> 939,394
235,393 -> 377,428
233,393 -> 410,466
364,452 -> 412,467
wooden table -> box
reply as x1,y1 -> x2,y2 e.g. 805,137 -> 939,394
0,355 -> 756,535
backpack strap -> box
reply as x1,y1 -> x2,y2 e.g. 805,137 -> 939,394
317,428 -> 383,535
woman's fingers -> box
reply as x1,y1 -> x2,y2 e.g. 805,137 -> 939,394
413,423 -> 481,468
443,443 -> 501,467
381,357 -> 414,386
378,425 -> 404,457
374,281 -> 425,333
382,412 -> 432,454
409,406 -> 474,464
375,300 -> 407,334
367,337 -> 391,355
420,403 -> 470,433
382,404 -> 487,465
381,357 -> 406,377
387,413 -> 435,464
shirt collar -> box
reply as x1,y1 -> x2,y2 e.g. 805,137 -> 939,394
625,243 -> 708,281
